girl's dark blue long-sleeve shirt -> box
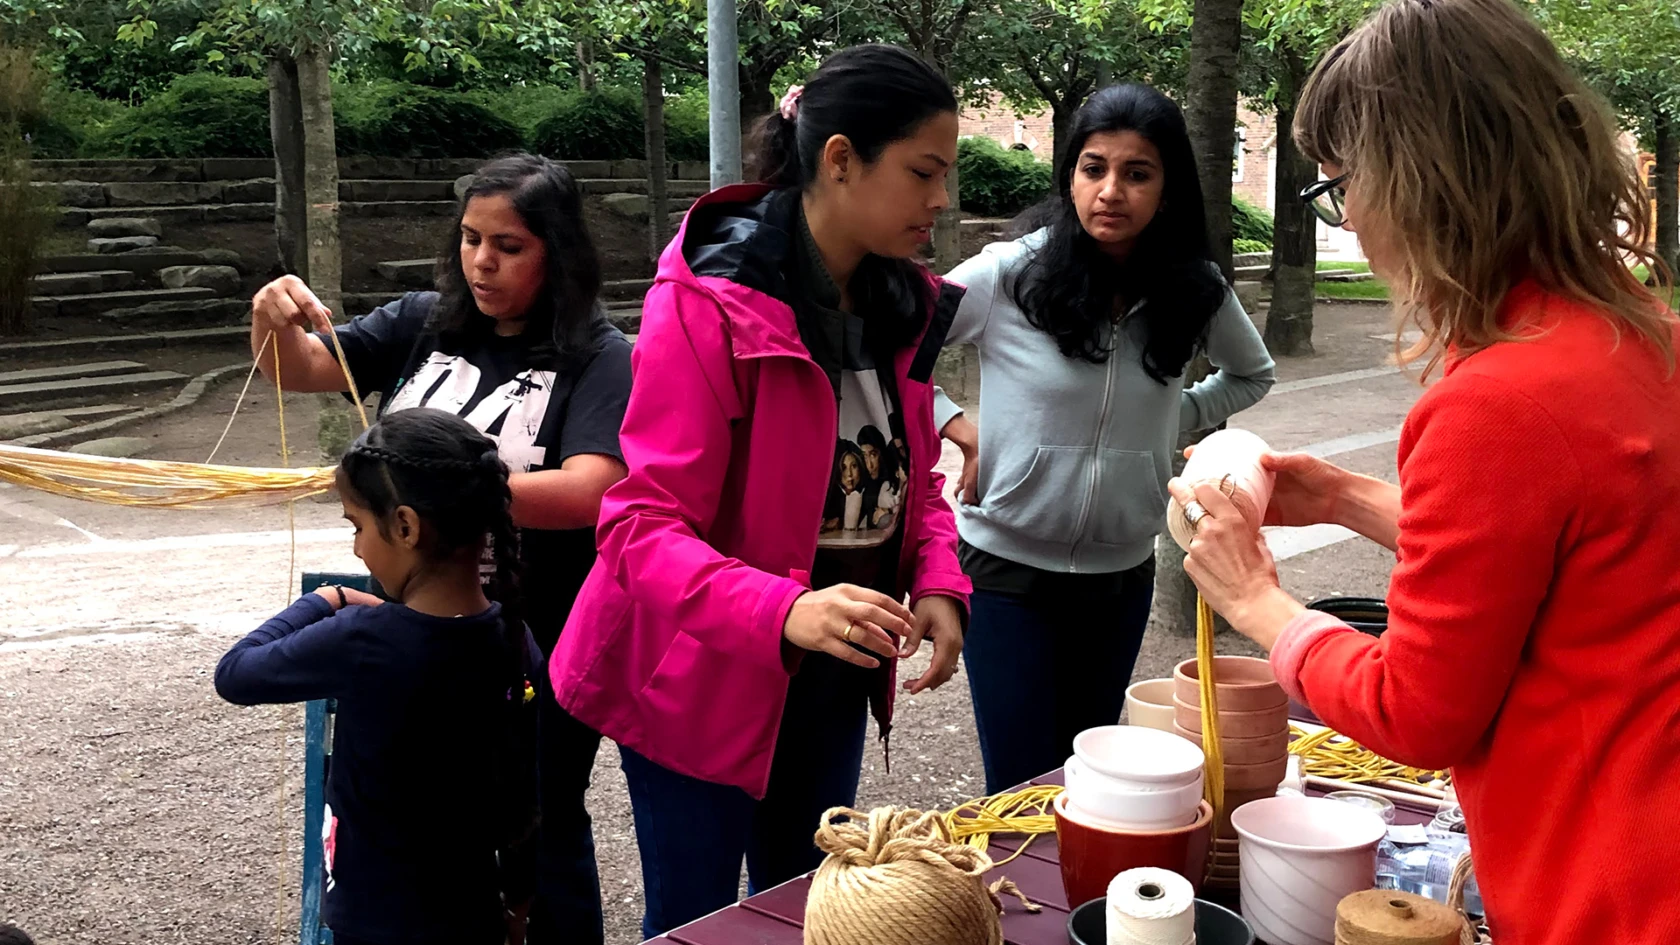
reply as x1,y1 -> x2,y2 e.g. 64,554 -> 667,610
217,594 -> 528,945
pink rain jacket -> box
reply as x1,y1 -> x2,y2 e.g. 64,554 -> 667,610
550,184 -> 972,797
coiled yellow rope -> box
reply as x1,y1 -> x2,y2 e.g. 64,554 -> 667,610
942,784 -> 1063,866
1288,724 -> 1451,789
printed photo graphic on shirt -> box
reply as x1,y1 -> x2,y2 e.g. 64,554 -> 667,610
820,367 -> 909,550
323,803 -> 338,892
385,352 -> 556,473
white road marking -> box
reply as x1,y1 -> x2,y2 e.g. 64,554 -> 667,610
1269,366 -> 1400,395
1263,425 -> 1405,561
15,526 -> 352,559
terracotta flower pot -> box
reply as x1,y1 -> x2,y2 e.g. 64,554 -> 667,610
1172,723 -> 1291,765
1173,656 -> 1287,711
1173,698 -> 1291,739
1053,793 -> 1214,910
1124,678 -> 1178,732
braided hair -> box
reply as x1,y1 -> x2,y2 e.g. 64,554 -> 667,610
338,407 -> 536,847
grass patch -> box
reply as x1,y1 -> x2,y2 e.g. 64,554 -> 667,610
1317,260 -> 1371,274
1319,280 -> 1391,301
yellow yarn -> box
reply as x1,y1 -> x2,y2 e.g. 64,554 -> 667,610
1288,724 -> 1451,788
942,784 -> 1063,866
1197,595 -> 1226,821
0,328 -> 366,509
805,806 -> 1038,945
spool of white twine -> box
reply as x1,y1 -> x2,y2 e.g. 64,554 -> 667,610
1106,868 -> 1196,945
1166,428 -> 1275,553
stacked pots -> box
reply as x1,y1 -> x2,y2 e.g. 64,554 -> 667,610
1170,656 -> 1290,890
1054,725 -> 1217,907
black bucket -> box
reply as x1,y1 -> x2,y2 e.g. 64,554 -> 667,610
1305,596 -> 1388,637
1067,896 -> 1254,945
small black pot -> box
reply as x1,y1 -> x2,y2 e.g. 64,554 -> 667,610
1067,896 -> 1255,945
1306,595 -> 1388,637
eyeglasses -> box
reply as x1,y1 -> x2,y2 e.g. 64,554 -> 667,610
1299,174 -> 1348,227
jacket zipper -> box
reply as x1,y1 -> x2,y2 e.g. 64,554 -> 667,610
1070,340 -> 1118,570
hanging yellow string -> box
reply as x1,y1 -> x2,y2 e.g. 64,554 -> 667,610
942,784 -> 1064,867
1196,595 -> 1225,822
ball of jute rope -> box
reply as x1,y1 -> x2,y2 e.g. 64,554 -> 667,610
803,806 -> 1038,945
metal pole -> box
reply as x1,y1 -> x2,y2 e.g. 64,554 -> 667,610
706,0 -> 742,188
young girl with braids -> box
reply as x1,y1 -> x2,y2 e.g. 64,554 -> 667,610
216,408 -> 539,945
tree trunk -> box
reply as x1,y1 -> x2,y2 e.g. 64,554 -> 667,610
1051,102 -> 1077,174
577,38 -> 598,92
643,55 -> 670,263
1155,357 -> 1223,637
295,44 -> 341,319
934,162 -> 963,273
1262,50 -> 1317,357
739,62 -> 777,128
268,52 -> 308,281
1654,110 -> 1679,278
1182,0 -> 1245,281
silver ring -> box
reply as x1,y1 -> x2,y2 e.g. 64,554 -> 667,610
1183,501 -> 1209,531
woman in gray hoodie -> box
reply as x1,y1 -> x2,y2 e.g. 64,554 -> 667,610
934,84 -> 1275,792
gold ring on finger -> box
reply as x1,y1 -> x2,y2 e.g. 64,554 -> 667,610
844,623 -> 855,642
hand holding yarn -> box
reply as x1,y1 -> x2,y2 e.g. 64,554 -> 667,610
1168,476 -> 1299,647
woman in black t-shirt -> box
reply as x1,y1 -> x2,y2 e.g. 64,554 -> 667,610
248,153 -> 628,945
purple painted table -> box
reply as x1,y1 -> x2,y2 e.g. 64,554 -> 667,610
650,760 -> 1436,944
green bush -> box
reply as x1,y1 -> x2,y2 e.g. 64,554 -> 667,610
99,73 -> 271,158
1233,238 -> 1271,254
25,84 -> 127,158
335,83 -> 524,158
957,136 -> 1052,218
1231,197 -> 1274,244
664,90 -> 709,162
530,87 -> 644,160
473,85 -> 578,140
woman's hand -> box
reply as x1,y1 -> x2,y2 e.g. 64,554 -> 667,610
943,414 -> 980,505
1167,478 -> 1304,650
252,275 -> 334,335
901,595 -> 964,694
1258,451 -> 1352,528
784,584 -> 914,669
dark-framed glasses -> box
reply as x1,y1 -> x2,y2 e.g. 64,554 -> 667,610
1300,174 -> 1348,227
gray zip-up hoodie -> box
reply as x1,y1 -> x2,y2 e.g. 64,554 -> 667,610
933,230 -> 1276,574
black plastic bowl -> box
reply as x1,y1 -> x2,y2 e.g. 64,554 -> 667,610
1067,896 -> 1255,945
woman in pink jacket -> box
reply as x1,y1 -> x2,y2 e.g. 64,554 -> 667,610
549,44 -> 972,936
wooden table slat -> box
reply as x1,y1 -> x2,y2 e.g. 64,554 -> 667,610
667,905 -> 802,945
986,847 -> 1071,912
738,876 -> 812,925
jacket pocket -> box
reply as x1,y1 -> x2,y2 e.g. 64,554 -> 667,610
1089,449 -> 1167,547
980,446 -> 1092,545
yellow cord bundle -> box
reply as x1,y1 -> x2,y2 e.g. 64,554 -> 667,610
1196,595 -> 1226,820
805,806 -> 1038,945
942,784 -> 1063,866
1288,724 -> 1450,789
0,329 -> 367,510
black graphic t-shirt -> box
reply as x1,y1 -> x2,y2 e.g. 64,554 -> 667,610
316,292 -> 632,653
791,215 -> 907,595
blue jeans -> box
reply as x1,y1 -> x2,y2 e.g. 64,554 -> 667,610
962,559 -> 1156,793
525,667 -> 605,945
620,653 -> 871,939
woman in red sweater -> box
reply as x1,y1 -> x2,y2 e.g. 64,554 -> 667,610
1169,1 -> 1680,943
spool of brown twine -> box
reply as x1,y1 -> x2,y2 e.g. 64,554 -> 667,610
803,806 -> 1038,945
1335,890 -> 1468,945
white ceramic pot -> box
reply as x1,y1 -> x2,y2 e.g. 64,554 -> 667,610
1124,678 -> 1178,732
1072,725 -> 1206,787
1063,755 -> 1203,831
1230,795 -> 1387,945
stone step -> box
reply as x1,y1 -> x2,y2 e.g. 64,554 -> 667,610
339,290 -> 641,334
0,361 -> 150,385
579,178 -> 711,198
0,326 -> 248,362
374,259 -> 438,290
604,278 -> 652,302
1233,251 -> 1273,269
360,266 -> 652,303
342,200 -> 458,219
339,179 -> 458,202
89,235 -> 161,254
39,249 -> 248,279
31,270 -> 138,295
600,192 -> 702,222
0,404 -> 145,439
97,298 -> 249,329
1235,265 -> 1270,280
58,200 -> 464,227
1318,270 -> 1375,283
87,217 -> 163,239
0,371 -> 187,411
32,287 -> 218,319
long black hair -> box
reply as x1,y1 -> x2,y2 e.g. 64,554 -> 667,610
337,407 -> 535,845
751,44 -> 958,346
1013,84 -> 1228,382
434,152 -> 604,362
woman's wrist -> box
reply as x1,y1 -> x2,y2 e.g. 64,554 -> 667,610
1229,586 -> 1305,651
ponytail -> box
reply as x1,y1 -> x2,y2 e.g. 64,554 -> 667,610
752,111 -> 802,187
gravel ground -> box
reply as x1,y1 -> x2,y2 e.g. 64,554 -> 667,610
0,302 -> 1419,945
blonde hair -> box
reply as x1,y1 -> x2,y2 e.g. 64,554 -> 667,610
1295,0 -> 1676,377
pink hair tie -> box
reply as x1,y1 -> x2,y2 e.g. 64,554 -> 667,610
779,85 -> 804,120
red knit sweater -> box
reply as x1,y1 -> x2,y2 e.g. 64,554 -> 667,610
1270,283 -> 1680,945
